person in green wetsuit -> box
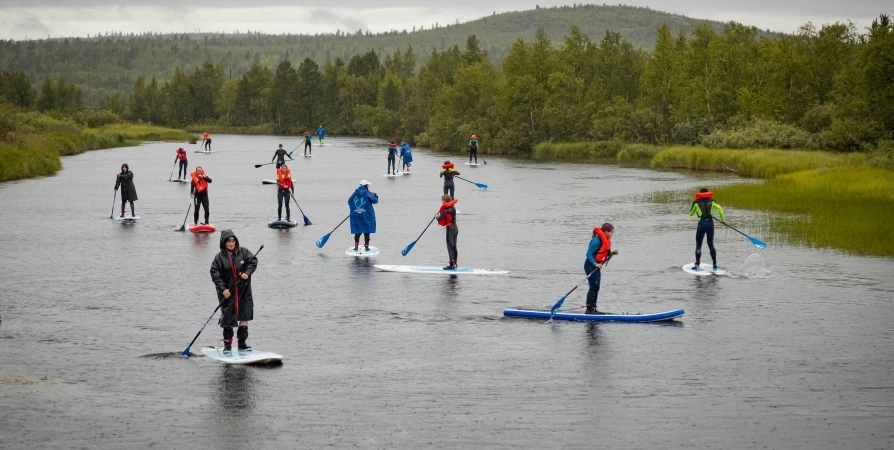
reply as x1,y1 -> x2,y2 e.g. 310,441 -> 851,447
689,188 -> 725,270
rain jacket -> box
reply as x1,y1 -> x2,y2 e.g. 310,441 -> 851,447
316,126 -> 327,138
210,230 -> 258,325
400,143 -> 413,163
348,186 -> 379,234
114,171 -> 138,202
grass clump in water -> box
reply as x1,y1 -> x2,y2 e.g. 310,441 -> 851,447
651,146 -> 866,178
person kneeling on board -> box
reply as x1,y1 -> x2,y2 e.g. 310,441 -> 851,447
349,180 -> 378,251
114,163 -> 138,218
210,230 -> 258,353
439,161 -> 459,199
272,144 -> 294,169
190,166 -> 213,225
689,188 -> 725,270
584,223 -> 619,314
175,148 -> 188,180
435,194 -> 459,270
276,164 -> 295,221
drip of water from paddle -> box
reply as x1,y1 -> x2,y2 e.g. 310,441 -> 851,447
733,253 -> 773,278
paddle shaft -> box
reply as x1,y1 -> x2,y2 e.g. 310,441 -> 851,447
719,221 -> 747,238
413,217 -> 436,243
455,176 -> 477,186
290,193 -> 311,222
177,203 -> 192,231
109,190 -> 117,219
168,161 -> 177,181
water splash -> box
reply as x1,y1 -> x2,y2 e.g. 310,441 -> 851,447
731,253 -> 773,278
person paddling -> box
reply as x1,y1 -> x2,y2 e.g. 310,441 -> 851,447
400,142 -> 413,172
689,188 -> 725,270
190,166 -> 213,225
114,163 -> 138,218
439,161 -> 460,198
174,148 -> 188,180
276,163 -> 295,221
272,144 -> 294,169
349,180 -> 378,251
584,223 -> 619,314
202,131 -> 211,151
210,230 -> 258,353
387,141 -> 398,175
302,131 -> 313,156
468,135 -> 479,164
435,194 -> 459,270
315,125 -> 327,144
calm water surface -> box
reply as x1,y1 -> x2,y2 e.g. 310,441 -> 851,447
1,135 -> 892,449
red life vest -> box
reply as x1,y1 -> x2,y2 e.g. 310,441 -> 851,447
592,228 -> 612,263
191,171 -> 209,194
203,132 -> 210,140
277,168 -> 293,190
438,199 -> 459,226
176,149 -> 187,161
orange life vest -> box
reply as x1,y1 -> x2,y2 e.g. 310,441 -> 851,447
203,132 -> 210,140
191,171 -> 209,193
592,227 -> 612,263
277,168 -> 293,190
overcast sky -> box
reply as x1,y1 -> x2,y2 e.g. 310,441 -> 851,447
0,1 -> 888,40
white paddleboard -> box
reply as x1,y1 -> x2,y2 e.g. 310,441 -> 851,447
374,265 -> 508,275
171,178 -> 188,183
464,162 -> 481,166
398,171 -> 412,175
303,154 -> 314,157
113,215 -> 140,220
346,246 -> 380,256
383,173 -> 403,177
261,179 -> 277,185
682,263 -> 727,276
194,150 -> 217,154
202,346 -> 283,365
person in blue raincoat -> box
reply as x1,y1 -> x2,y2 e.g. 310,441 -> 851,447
400,142 -> 413,172
349,180 -> 379,251
315,125 -> 327,144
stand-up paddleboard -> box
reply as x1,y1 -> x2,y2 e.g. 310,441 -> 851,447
374,265 -> 508,275
262,179 -> 277,185
188,224 -> 217,233
682,263 -> 727,276
303,154 -> 314,157
202,346 -> 283,365
383,173 -> 403,178
114,215 -> 140,221
398,171 -> 412,175
346,246 -> 380,256
464,162 -> 481,166
194,150 -> 217,154
171,178 -> 188,183
268,219 -> 298,229
503,308 -> 685,323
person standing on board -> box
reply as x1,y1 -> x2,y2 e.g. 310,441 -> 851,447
435,194 -> 459,270
439,160 -> 460,199
202,131 -> 211,151
468,135 -> 479,164
387,141 -> 398,175
174,148 -> 188,180
210,230 -> 258,353
190,166 -> 213,225
114,163 -> 138,218
349,180 -> 378,251
400,142 -> 413,172
315,125 -> 327,145
276,163 -> 295,222
689,188 -> 725,270
584,223 -> 619,314
271,144 -> 294,169
302,131 -> 313,156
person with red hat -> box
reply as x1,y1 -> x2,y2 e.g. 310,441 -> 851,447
468,135 -> 479,164
584,223 -> 619,314
689,188 -> 725,270
439,160 -> 460,198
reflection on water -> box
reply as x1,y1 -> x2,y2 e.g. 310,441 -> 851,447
214,365 -> 257,413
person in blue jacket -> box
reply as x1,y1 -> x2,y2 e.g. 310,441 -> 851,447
315,125 -> 327,144
584,223 -> 619,314
400,142 -> 413,172
349,180 -> 379,251
302,132 -> 313,156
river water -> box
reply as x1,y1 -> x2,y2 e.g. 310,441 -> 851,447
1,135 -> 892,449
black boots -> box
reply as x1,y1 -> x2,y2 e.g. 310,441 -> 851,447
223,327 -> 234,353
237,326 -> 251,351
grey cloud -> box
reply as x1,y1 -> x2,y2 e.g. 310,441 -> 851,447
2,15 -> 52,37
310,8 -> 368,31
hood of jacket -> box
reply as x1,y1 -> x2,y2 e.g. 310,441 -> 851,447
219,229 -> 239,252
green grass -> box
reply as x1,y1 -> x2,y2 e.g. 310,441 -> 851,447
0,136 -> 62,181
87,124 -> 192,142
715,168 -> 894,257
186,124 -> 277,135
651,146 -> 867,178
532,141 -> 664,161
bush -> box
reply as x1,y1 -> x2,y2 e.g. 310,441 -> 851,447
532,140 -> 624,160
868,140 -> 894,170
73,109 -> 120,128
700,118 -> 820,150
671,118 -> 718,145
819,118 -> 884,152
617,143 -> 662,160
800,104 -> 833,133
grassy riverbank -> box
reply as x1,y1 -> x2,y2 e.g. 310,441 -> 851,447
0,110 -> 190,182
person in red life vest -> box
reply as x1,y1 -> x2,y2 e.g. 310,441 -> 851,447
584,223 -> 619,314
202,131 -> 211,151
114,163 -> 138,218
210,230 -> 258,353
276,163 -> 295,221
174,148 -> 188,180
190,166 -> 213,225
434,194 -> 459,270
439,161 -> 460,198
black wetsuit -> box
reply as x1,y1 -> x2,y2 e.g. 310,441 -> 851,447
272,148 -> 292,169
191,175 -> 213,224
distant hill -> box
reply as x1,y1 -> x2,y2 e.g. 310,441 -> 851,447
0,4 -> 780,101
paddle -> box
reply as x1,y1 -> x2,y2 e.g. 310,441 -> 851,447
720,221 -> 767,250
287,144 -> 300,157
549,255 -> 614,318
316,215 -> 349,248
455,176 -> 487,191
181,245 -> 264,357
483,159 -> 488,165
109,190 -> 117,219
401,217 -> 437,257
254,162 -> 276,168
168,161 -> 177,181
176,203 -> 192,232
290,193 -> 312,226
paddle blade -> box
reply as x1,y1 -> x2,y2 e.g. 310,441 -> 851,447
302,214 -> 311,226
550,294 -> 569,315
400,240 -> 418,257
475,182 -> 488,191
254,164 -> 263,168
316,233 -> 331,248
483,159 -> 488,165
180,346 -> 191,356
749,236 -> 767,250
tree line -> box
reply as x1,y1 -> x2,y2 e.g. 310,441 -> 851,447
2,15 -> 892,152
